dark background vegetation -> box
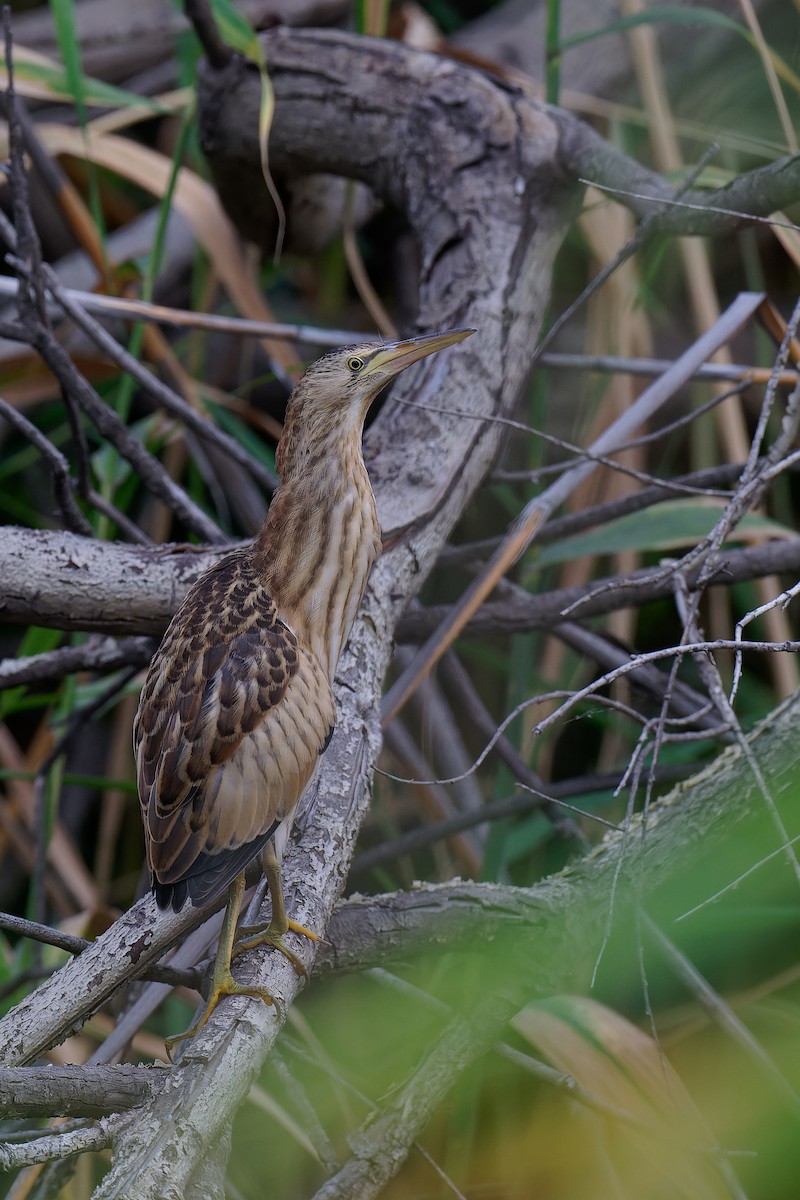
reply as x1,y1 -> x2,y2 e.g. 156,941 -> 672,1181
0,0 -> 799,1196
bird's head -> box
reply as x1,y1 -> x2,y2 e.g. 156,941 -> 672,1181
279,327 -> 475,473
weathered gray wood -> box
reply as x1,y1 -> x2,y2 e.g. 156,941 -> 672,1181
0,893 -> 218,1066
0,527 -> 223,636
0,1065 -> 156,1118
10,0 -> 346,83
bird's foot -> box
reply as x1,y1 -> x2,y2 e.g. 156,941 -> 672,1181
165,966 -> 279,1061
233,918 -> 319,978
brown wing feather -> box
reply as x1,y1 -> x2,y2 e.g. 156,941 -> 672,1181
134,551 -> 335,907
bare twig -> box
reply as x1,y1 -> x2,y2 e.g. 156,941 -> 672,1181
0,636 -> 154,688
644,915 -> 800,1114
532,143 -> 721,361
0,52 -> 243,544
382,292 -> 767,722
486,462 -> 750,543
399,538 -> 800,642
437,650 -> 587,846
0,275 -> 370,347
0,221 -> 227,543
0,397 -> 93,536
182,0 -> 235,71
0,1114 -> 123,1170
536,351 -> 797,387
44,268 -> 279,495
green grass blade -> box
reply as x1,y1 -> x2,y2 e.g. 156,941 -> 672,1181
355,1 -> 391,35
207,0 -> 285,259
50,0 -> 91,127
531,500 -> 794,570
208,0 -> 264,63
545,0 -> 561,105
49,0 -> 108,268
558,5 -> 748,52
11,51 -> 169,111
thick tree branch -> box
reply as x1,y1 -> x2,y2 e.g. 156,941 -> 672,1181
0,1065 -> 156,1118
0,528 -> 224,635
3,528 -> 799,643
199,28 -> 800,250
399,537 -> 800,639
551,108 -> 800,236
0,893 -> 223,1065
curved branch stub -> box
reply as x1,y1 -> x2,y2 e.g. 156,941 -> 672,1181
197,27 -> 580,545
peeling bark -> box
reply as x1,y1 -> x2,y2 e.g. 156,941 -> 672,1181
0,1065 -> 155,1118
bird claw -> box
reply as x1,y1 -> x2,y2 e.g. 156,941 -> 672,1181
233,918 -> 318,979
164,968 -> 280,1061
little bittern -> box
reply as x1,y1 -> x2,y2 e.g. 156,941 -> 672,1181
134,326 -> 474,1047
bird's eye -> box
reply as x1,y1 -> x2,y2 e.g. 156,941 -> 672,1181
347,355 -> 364,373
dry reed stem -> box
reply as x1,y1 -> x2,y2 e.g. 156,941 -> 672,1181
621,0 -> 799,699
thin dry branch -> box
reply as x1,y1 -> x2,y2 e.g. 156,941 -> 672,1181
0,231 -> 228,546
398,537 -> 800,639
0,397 -> 93,536
0,635 -> 154,687
44,267 -> 279,495
382,291 -> 767,722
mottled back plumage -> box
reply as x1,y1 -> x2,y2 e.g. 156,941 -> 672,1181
134,550 -> 334,910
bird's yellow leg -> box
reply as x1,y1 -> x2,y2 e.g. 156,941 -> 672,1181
165,873 -> 278,1060
233,847 -> 318,978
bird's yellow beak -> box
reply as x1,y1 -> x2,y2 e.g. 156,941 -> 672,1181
360,327 -> 475,378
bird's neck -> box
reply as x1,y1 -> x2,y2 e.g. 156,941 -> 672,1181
252,431 -> 381,679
